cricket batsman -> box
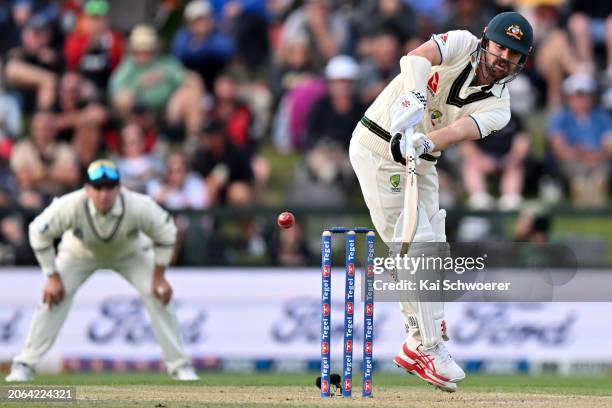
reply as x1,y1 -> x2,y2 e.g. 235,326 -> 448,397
5,160 -> 199,382
349,12 -> 533,392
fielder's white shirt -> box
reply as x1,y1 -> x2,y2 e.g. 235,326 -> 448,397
29,187 -> 177,275
355,30 -> 511,160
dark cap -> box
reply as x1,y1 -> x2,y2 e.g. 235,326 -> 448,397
484,12 -> 533,56
85,159 -> 120,186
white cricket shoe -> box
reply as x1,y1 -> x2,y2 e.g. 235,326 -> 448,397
171,365 -> 199,381
5,362 -> 35,382
393,338 -> 465,392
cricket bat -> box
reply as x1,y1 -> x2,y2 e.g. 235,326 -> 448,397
400,129 -> 418,255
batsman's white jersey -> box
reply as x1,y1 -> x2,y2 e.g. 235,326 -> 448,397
350,30 -> 513,349
351,29 -> 512,242
15,188 -> 192,374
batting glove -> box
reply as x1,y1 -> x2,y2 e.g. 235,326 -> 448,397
389,132 -> 435,166
389,91 -> 427,136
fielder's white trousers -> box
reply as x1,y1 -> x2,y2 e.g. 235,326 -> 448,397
14,248 -> 191,374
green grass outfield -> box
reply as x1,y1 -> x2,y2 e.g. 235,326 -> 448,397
2,372 -> 612,408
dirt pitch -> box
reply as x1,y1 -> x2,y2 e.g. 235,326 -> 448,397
3,373 -> 611,408
20,385 -> 612,408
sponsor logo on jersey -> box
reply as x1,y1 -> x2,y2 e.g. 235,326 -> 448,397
506,25 -> 524,40
390,174 -> 401,193
427,72 -> 440,95
438,33 -> 449,44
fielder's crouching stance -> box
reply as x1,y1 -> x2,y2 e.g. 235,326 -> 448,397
5,160 -> 198,382
349,13 -> 533,392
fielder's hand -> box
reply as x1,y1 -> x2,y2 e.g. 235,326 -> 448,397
43,273 -> 65,308
152,275 -> 173,305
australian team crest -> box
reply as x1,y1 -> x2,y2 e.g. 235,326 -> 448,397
430,110 -> 443,127
390,174 -> 401,193
506,24 -> 523,40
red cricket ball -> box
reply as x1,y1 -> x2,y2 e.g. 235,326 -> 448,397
277,211 -> 295,229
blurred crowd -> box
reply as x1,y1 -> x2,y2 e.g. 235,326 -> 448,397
0,0 -> 610,266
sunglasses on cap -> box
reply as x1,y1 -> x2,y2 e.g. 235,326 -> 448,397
86,162 -> 120,185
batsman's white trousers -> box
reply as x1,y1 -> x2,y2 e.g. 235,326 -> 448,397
349,137 -> 446,347
349,138 -> 440,243
14,248 -> 191,373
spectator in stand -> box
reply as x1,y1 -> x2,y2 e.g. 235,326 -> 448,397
109,24 -> 204,142
0,0 -> 60,53
548,74 -> 612,208
64,0 -> 124,91
53,71 -> 109,165
279,0 -> 350,70
0,213 -> 36,265
220,0 -> 270,77
534,4 -> 582,110
567,1 -> 612,107
10,111 -> 80,209
114,122 -> 163,193
305,55 -> 365,150
0,86 -> 23,162
171,0 -> 235,90
353,0 -> 418,54
266,221 -> 313,266
210,74 -> 254,153
356,29 -> 401,104
286,56 -> 363,207
4,16 -> 63,113
147,150 -> 209,210
440,0 -> 491,35
192,119 -> 254,206
209,74 -> 270,195
460,114 -> 530,211
268,32 -> 316,105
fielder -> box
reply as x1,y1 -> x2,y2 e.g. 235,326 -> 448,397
5,160 -> 198,382
350,12 -> 533,392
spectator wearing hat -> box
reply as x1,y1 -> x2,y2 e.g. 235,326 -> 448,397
64,0 -> 124,91
109,24 -> 204,142
287,56 -> 364,206
548,74 -> 612,207
171,0 -> 235,90
4,15 -> 63,113
9,111 -> 80,209
305,55 -> 365,150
